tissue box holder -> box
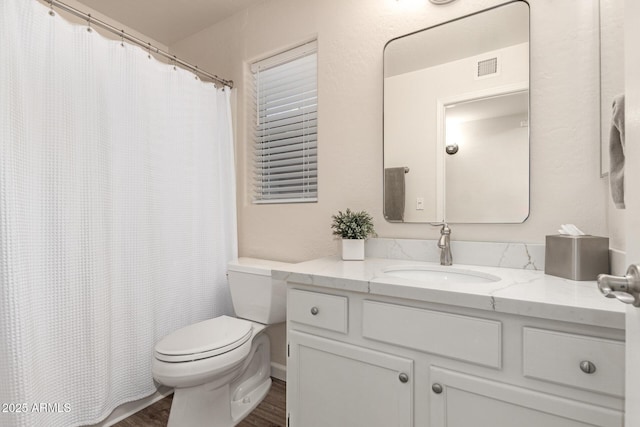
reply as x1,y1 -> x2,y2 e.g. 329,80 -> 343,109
545,235 -> 609,281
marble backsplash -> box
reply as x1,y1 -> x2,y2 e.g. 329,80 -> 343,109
365,238 -> 547,271
366,238 -> 627,274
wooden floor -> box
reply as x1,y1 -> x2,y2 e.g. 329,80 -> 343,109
113,378 -> 286,427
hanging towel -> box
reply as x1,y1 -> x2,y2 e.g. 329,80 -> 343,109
384,167 -> 406,222
609,94 -> 626,209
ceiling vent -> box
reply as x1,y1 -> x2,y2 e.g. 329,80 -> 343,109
476,57 -> 499,78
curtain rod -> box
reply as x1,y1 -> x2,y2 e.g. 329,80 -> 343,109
46,0 -> 234,88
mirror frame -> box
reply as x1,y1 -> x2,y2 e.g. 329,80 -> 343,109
382,0 -> 531,224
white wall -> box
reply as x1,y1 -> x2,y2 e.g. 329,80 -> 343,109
167,0 -> 606,375
601,0 -> 626,257
171,0 -> 606,265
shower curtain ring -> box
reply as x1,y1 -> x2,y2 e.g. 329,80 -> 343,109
48,0 -> 55,16
194,66 -> 199,80
120,30 -> 125,47
172,55 -> 177,71
87,14 -> 92,32
147,42 -> 152,59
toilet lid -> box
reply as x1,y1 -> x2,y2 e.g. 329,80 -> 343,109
155,316 -> 253,363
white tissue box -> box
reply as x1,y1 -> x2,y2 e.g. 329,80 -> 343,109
544,235 -> 609,281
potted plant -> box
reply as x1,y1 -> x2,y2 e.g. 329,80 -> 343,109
331,209 -> 376,260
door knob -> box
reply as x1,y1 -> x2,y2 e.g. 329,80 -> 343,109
597,264 -> 640,307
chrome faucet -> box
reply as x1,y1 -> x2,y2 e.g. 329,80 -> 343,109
437,223 -> 452,266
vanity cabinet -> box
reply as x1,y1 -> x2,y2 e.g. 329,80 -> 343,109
286,285 -> 625,427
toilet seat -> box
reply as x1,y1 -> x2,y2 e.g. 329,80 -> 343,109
155,316 -> 253,363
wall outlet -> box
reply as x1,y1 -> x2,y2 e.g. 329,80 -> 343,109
416,197 -> 425,210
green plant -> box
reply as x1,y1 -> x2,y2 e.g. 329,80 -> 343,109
331,209 -> 376,240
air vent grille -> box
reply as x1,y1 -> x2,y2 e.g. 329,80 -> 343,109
477,57 -> 498,77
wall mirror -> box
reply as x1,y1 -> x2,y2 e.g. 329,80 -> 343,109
599,0 -> 624,177
383,1 -> 530,223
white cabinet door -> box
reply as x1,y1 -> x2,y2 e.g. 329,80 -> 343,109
430,367 -> 623,427
287,330 -> 413,427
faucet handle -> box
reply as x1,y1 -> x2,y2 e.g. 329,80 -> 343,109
430,221 -> 449,228
430,222 -> 451,234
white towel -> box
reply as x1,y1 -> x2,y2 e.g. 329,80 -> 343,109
609,94 -> 625,209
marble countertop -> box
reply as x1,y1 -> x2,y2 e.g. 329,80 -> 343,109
272,256 -> 625,330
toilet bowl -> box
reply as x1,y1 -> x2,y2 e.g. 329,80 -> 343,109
151,258 -> 291,427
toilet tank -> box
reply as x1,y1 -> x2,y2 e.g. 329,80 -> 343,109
227,257 -> 292,324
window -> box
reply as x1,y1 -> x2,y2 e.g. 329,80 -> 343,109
251,41 -> 318,203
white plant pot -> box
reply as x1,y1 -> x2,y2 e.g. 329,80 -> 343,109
342,239 -> 365,261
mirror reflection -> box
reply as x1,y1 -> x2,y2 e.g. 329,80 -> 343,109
445,91 -> 529,223
383,1 -> 530,223
599,0 -> 624,176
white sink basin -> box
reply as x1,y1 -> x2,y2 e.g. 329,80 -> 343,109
382,265 -> 500,284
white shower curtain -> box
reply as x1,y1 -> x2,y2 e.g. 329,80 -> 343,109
0,1 -> 237,426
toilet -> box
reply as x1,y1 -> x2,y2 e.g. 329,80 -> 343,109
152,257 -> 291,427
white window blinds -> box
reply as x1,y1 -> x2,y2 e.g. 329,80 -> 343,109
251,41 -> 318,203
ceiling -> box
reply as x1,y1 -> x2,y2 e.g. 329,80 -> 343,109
75,0 -> 264,46
446,91 -> 529,124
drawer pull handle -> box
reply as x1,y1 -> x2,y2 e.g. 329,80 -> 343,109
398,373 -> 409,383
580,360 -> 597,374
432,383 -> 443,394
310,306 -> 319,315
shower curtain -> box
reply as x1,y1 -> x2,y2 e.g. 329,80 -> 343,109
0,1 -> 237,426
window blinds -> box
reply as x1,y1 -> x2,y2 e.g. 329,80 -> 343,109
252,41 -> 318,203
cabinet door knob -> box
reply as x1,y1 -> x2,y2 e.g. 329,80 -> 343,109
310,306 -> 319,315
580,360 -> 597,374
432,383 -> 443,394
398,373 -> 409,383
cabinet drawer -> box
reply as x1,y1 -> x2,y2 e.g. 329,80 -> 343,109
522,328 -> 625,397
288,289 -> 348,333
362,300 -> 502,368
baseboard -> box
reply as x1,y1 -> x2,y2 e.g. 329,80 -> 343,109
271,361 -> 287,382
88,387 -> 173,427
